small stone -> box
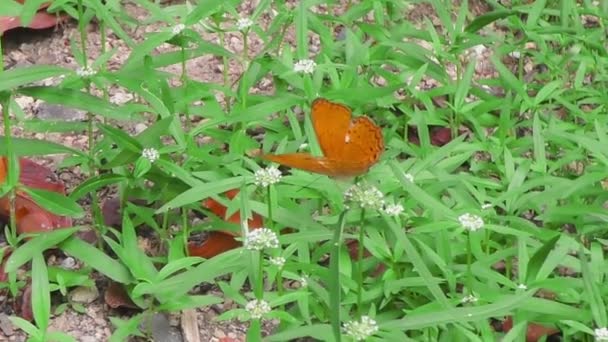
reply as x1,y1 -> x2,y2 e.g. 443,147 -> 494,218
69,286 -> 99,304
80,336 -> 97,342
134,123 -> 148,134
37,103 -> 86,121
0,313 -> 14,336
60,257 -> 77,270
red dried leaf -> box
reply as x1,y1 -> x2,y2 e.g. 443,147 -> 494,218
0,248 -> 12,284
0,2 -> 64,36
501,316 -> 559,342
345,239 -> 386,277
0,157 -> 72,234
188,190 -> 264,258
104,281 -> 139,310
13,283 -> 33,321
187,232 -> 241,259
218,338 -> 241,342
407,126 -> 453,147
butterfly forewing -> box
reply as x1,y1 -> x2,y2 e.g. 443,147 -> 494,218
311,98 -> 351,159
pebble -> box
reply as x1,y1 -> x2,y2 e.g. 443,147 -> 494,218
37,103 -> 86,121
69,286 -> 100,304
60,257 -> 77,270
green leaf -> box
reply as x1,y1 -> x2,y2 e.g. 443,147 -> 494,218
525,234 -> 560,283
17,86 -> 138,121
31,252 -> 51,332
59,237 -> 133,284
0,1 -> 23,16
69,174 -> 128,200
5,227 -> 79,273
98,124 -> 142,153
21,187 -> 84,218
185,0 -> 225,25
0,137 -> 86,158
156,176 -> 246,213
0,66 -> 70,92
464,10 -> 516,33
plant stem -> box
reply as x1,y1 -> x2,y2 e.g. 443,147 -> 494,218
466,232 -> 473,293
356,209 -> 366,317
329,210 -> 348,342
180,46 -> 191,131
77,0 -> 103,240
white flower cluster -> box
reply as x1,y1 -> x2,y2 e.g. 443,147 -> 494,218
236,17 -> 253,31
383,203 -> 404,216
172,23 -> 185,35
596,327 -> 608,341
458,213 -> 484,231
461,294 -> 478,304
244,228 -> 279,250
293,59 -> 316,74
142,148 -> 159,163
343,316 -> 379,341
76,66 -> 96,78
245,299 -> 271,319
268,256 -> 285,268
254,166 -> 282,187
141,147 -> 160,163
344,183 -> 385,211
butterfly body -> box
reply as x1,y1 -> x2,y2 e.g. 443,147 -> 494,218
262,98 -> 384,177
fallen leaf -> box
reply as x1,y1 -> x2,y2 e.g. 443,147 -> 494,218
501,316 -> 560,342
0,157 -> 72,234
0,2 -> 66,36
104,281 -> 139,310
13,282 -> 33,322
188,189 -> 264,258
407,126 -> 453,147
345,239 -> 386,277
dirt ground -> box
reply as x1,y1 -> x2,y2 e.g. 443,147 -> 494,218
0,1 -> 502,341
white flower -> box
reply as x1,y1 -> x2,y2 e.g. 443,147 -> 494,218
517,283 -> 527,290
244,228 -> 279,250
76,66 -> 96,77
268,256 -> 285,268
383,203 -> 404,216
458,213 -> 484,231
299,275 -> 308,288
481,203 -> 492,210
595,327 -> 608,341
508,50 -> 521,59
293,59 -> 316,74
461,294 -> 478,304
142,148 -> 159,163
344,183 -> 385,211
343,316 -> 379,341
254,166 -> 282,187
172,23 -> 185,35
245,299 -> 271,319
236,17 -> 253,31
404,173 -> 414,183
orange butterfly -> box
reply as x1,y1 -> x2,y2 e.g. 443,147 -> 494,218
262,98 -> 384,177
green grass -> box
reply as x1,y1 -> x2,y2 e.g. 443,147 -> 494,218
0,0 -> 608,341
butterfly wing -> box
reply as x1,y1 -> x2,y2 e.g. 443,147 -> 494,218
262,99 -> 384,177
333,116 -> 384,174
311,98 -> 351,158
262,153 -> 338,176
